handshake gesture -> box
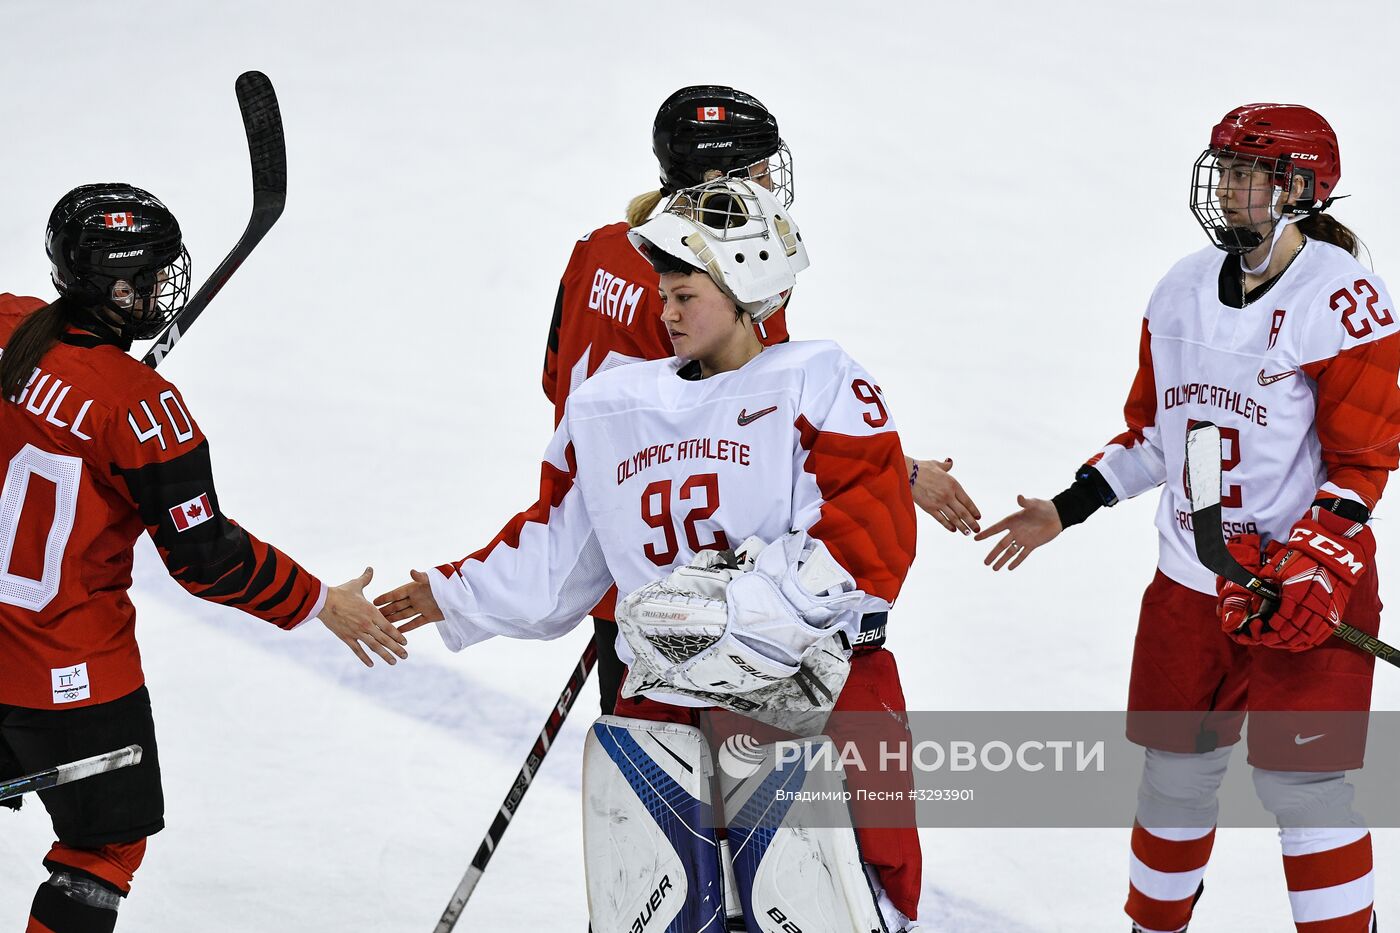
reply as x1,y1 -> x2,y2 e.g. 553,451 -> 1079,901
313,567 -> 444,668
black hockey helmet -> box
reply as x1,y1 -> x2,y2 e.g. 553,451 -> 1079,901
653,86 -> 793,206
46,183 -> 191,340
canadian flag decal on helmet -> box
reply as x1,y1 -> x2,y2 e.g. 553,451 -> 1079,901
697,106 -> 726,121
104,212 -> 135,229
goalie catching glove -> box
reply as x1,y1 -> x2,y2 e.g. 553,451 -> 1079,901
1217,506 -> 1374,652
617,532 -> 865,696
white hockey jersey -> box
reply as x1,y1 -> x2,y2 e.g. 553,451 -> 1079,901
1091,240 -> 1400,594
430,340 -> 916,700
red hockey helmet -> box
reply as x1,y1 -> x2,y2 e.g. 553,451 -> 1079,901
1190,103 -> 1341,253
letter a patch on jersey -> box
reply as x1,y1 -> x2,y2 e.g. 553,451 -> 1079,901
169,493 -> 213,532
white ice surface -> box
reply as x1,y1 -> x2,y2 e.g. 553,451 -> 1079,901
3,1 -> 1400,929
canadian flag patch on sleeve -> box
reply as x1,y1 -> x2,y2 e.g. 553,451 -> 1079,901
169,493 -> 214,532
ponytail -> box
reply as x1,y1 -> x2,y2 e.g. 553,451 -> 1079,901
1,298 -> 71,403
1298,213 -> 1360,257
626,190 -> 664,228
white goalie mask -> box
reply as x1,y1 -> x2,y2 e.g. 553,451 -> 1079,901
627,177 -> 809,323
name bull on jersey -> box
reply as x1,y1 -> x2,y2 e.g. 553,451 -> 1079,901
6,364 -> 94,441
1163,382 -> 1268,426
588,267 -> 645,326
616,437 -> 753,484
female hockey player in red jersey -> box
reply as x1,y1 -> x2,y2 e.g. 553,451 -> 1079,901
381,178 -> 923,930
977,105 -> 1399,932
0,184 -> 406,933
546,84 -> 979,719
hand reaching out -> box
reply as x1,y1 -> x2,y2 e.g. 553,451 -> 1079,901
909,456 -> 982,534
318,567 -> 409,667
374,569 -> 444,635
973,495 -> 1063,571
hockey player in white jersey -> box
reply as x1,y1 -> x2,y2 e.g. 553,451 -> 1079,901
378,178 -> 922,931
977,104 -> 1400,932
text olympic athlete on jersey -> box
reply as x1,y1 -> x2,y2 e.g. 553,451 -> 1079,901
977,105 -> 1400,933
377,179 -> 926,931
0,185 -> 404,933
542,85 -> 981,726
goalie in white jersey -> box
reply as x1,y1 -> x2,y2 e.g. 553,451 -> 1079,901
378,178 -> 922,930
978,104 -> 1400,933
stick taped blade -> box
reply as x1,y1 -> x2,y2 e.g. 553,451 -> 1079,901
1185,421 -> 1223,512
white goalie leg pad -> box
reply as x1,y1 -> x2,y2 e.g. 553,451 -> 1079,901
719,735 -> 888,932
583,716 -> 727,933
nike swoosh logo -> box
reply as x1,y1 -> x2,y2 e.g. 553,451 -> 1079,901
1258,368 -> 1298,386
1294,733 -> 1326,745
737,405 -> 778,426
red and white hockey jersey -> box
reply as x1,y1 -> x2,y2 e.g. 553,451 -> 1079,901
1090,241 -> 1400,594
434,340 -> 916,701
0,294 -> 326,709
540,220 -> 791,619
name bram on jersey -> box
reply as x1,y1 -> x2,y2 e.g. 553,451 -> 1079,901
588,267 -> 645,327
1164,382 -> 1269,427
616,437 -> 753,485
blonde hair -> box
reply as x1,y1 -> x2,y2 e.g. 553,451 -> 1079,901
625,190 -> 664,228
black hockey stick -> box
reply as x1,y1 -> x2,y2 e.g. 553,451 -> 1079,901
141,70 -> 287,368
0,745 -> 142,803
1185,421 -> 1400,667
432,639 -> 598,933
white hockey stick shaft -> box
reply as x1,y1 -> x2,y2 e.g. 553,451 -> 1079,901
0,744 -> 143,803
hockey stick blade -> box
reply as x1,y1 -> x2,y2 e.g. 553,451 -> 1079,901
1185,422 -> 1279,601
432,639 -> 598,933
0,744 -> 143,803
1185,421 -> 1400,668
142,70 -> 287,368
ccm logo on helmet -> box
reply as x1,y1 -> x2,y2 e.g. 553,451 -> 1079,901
1288,529 -> 1366,575
1291,152 -> 1320,161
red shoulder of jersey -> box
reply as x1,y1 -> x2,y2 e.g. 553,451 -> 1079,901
0,294 -> 49,348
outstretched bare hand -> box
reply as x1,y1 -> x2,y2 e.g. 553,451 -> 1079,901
374,570 -> 444,635
973,495 -> 1062,571
910,456 -> 981,534
318,567 -> 409,667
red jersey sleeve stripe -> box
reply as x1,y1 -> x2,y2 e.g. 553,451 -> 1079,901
796,416 -> 916,604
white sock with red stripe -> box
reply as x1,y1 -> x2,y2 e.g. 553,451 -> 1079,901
1126,748 -> 1231,932
1282,828 -> 1373,932
1127,824 -> 1212,932
1255,768 -> 1373,932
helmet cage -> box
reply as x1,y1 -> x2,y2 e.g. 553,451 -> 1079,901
628,177 -> 807,323
1189,148 -> 1316,255
721,140 -> 794,208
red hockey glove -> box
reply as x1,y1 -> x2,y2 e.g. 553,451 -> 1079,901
1217,533 -> 1281,643
1224,508 -> 1374,652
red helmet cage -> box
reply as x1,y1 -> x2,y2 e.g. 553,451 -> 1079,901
1208,103 -> 1340,209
